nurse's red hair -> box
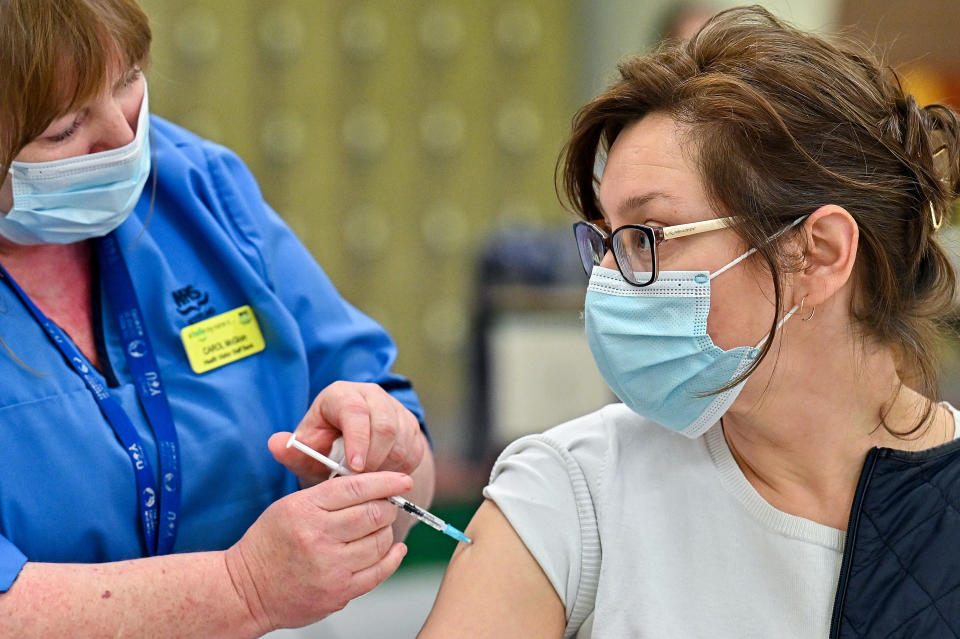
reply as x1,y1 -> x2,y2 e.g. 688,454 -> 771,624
0,0 -> 151,175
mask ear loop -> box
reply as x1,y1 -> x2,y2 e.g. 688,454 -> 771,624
710,214 -> 812,349
709,247 -> 756,280
709,214 -> 810,281
753,303 -> 800,349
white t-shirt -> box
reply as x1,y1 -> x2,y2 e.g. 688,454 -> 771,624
483,403 -> 960,639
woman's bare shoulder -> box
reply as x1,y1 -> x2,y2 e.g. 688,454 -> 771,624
418,500 -> 566,639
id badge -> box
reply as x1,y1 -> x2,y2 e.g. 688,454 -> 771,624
180,305 -> 265,374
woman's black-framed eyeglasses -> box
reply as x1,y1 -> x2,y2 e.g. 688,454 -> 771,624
573,216 -> 737,287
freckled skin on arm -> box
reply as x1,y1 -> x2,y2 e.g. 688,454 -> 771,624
418,500 -> 566,639
0,553 -> 266,639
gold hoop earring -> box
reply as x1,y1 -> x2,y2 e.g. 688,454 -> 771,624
799,296 -> 815,322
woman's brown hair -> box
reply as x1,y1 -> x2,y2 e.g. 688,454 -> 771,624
561,5 -> 960,435
0,0 -> 151,175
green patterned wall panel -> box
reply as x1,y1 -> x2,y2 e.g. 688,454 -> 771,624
138,0 -> 575,450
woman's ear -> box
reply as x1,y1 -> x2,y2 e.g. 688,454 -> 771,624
794,205 -> 858,307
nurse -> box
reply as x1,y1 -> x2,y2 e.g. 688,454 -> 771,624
0,0 -> 433,636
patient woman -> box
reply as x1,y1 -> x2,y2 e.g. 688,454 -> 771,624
420,7 -> 960,639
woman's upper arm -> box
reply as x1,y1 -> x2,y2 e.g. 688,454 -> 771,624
418,499 -> 566,639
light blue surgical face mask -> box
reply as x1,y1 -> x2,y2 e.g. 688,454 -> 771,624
0,83 -> 151,245
584,248 -> 799,438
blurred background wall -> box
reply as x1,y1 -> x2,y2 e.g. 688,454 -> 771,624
139,0 -> 578,465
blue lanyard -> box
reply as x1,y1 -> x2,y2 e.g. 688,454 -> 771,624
0,234 -> 181,556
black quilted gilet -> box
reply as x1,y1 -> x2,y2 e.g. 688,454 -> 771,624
830,439 -> 960,638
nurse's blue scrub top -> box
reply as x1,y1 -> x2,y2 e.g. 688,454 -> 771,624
0,117 -> 425,591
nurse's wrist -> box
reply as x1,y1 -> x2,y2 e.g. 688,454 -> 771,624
222,546 -> 276,637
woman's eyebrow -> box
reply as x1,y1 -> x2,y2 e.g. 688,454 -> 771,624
615,191 -> 677,217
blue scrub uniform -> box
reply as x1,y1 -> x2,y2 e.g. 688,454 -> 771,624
0,117 -> 426,591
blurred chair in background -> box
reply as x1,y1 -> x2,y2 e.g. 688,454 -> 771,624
466,226 -> 613,462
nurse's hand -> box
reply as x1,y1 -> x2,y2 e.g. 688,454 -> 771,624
269,381 -> 426,488
224,470 -> 412,633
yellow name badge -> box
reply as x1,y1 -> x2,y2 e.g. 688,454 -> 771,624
181,305 -> 266,374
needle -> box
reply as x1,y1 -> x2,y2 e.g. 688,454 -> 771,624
286,434 -> 471,544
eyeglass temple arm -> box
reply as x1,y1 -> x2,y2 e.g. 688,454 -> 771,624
659,216 -> 737,241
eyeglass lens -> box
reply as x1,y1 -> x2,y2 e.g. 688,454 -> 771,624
574,223 -> 606,276
612,227 -> 654,275
574,223 -> 655,286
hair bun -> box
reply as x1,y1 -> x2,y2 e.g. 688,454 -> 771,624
891,99 -> 960,233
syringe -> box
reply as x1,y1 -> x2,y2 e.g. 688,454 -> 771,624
286,434 -> 472,544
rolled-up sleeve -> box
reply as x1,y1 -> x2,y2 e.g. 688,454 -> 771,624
0,534 -> 26,592
483,433 -> 600,634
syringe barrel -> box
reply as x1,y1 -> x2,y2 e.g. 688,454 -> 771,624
388,496 -> 446,531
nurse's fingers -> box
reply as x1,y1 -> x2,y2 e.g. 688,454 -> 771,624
338,525 -> 396,571
382,402 -> 425,474
321,381 -> 376,472
357,384 -> 401,473
321,498 -> 399,542
308,471 -> 412,512
345,542 -> 408,601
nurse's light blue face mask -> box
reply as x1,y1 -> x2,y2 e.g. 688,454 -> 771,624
584,224 -> 801,438
0,82 -> 151,245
